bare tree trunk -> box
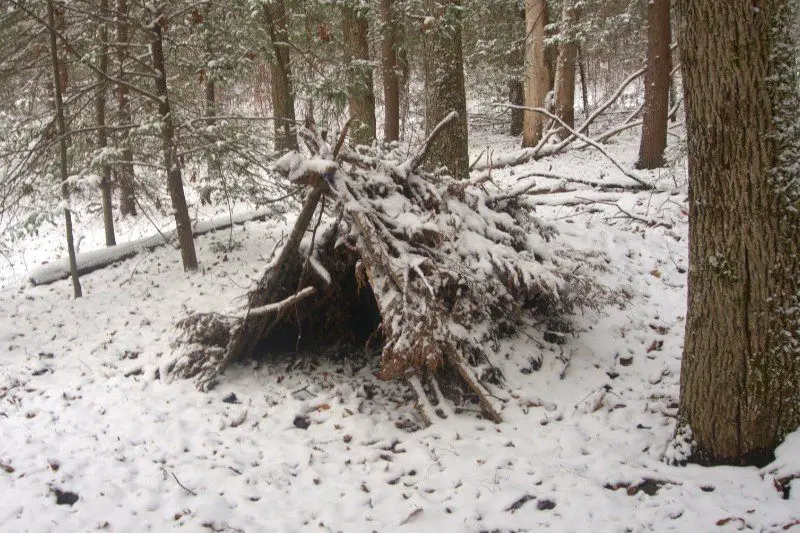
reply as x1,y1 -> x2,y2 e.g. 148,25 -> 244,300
381,0 -> 400,142
509,12 -> 525,138
553,0 -> 578,138
577,45 -> 589,124
263,0 -> 298,152
96,0 -> 115,246
508,79 -> 524,136
398,35 -> 410,139
342,4 -> 377,145
115,0 -> 136,216
202,9 -> 222,184
678,0 -> 800,466
46,0 -> 82,298
148,11 -> 198,271
522,0 -> 550,147
637,0 -> 671,169
423,0 -> 469,180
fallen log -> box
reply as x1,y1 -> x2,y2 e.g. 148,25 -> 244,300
29,206 -> 283,285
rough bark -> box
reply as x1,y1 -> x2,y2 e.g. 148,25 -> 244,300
678,0 -> 800,466
553,0 -> 578,138
508,79 -> 525,136
96,0 -> 115,246
46,0 -> 82,298
423,0 -> 469,180
115,0 -> 136,216
522,0 -> 550,147
637,0 -> 671,169
341,4 -> 377,145
264,0 -> 298,152
149,11 -> 198,271
380,0 -> 400,142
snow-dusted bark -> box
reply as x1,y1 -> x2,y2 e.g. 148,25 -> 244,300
95,0 -> 115,247
46,0 -> 82,298
678,0 -> 800,466
422,0 -> 469,180
148,9 -> 198,271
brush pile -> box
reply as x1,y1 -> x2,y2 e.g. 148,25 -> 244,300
170,113 -> 605,423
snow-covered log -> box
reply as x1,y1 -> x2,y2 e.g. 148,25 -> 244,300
29,208 -> 277,285
170,115 -> 606,424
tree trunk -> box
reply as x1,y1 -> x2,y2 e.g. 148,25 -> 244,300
423,0 -> 469,180
577,45 -> 589,123
46,0 -> 82,298
96,0 -> 115,246
263,0 -> 298,153
202,10 -> 222,185
509,12 -> 525,139
522,0 -> 550,147
115,0 -> 137,216
398,33 -> 410,139
508,79 -> 524,136
637,0 -> 671,169
148,11 -> 198,271
381,0 -> 400,142
678,0 -> 800,466
342,4 -> 377,145
553,0 -> 578,138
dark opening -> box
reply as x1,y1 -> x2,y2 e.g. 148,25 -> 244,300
253,259 -> 384,361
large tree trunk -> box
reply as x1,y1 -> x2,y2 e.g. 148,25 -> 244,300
423,0 -> 469,180
678,0 -> 800,466
342,4 -> 377,145
46,0 -> 82,298
637,0 -> 671,169
115,0 -> 137,217
264,0 -> 298,152
149,11 -> 198,271
380,0 -> 400,142
522,0 -> 550,147
553,0 -> 578,138
96,0 -> 115,246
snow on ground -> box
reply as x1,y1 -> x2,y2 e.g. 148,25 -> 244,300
1,130 -> 798,532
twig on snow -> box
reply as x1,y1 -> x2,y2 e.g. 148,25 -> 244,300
165,469 -> 197,496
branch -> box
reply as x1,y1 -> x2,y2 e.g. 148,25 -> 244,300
243,286 -> 317,317
506,106 -> 653,189
333,117 -> 353,160
402,111 -> 459,174
487,171 -> 645,205
8,0 -> 161,103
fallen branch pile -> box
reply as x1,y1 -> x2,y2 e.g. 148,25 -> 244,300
169,113 -> 605,424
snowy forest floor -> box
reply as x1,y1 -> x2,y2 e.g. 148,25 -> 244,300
1,128 -> 798,532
